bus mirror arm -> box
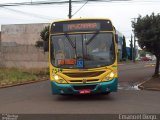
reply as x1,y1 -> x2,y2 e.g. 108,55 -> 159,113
115,34 -> 118,44
43,41 -> 49,52
64,33 -> 76,48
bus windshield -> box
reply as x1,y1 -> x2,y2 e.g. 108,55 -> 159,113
51,32 -> 115,69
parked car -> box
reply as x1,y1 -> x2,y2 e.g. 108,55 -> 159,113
141,57 -> 152,61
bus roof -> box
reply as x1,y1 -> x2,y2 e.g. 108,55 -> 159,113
51,18 -> 112,24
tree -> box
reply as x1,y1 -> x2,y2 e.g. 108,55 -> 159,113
35,41 -> 43,48
129,34 -> 133,60
35,25 -> 49,47
132,13 -> 160,77
122,36 -> 127,61
40,26 -> 49,42
139,50 -> 146,57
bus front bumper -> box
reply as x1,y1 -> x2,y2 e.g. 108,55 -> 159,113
50,78 -> 118,95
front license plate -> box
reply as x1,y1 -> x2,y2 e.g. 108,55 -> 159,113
79,89 -> 91,94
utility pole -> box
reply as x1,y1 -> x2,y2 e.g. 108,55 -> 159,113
132,18 -> 137,62
133,31 -> 136,62
68,0 -> 72,19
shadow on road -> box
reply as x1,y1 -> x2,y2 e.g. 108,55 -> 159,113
52,94 -> 116,101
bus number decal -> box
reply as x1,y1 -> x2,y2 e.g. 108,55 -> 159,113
53,68 -> 63,74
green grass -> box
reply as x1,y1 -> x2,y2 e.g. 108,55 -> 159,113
0,68 -> 49,86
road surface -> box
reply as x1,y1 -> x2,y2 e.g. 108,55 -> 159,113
0,61 -> 159,114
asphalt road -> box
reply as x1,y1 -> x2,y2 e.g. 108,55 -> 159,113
0,61 -> 160,114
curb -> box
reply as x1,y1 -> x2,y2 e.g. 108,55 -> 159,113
137,78 -> 151,90
138,78 -> 160,91
138,85 -> 144,90
138,85 -> 160,91
0,79 -> 48,89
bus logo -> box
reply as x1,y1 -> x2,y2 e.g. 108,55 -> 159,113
82,79 -> 87,84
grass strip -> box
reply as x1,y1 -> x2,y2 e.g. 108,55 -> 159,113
0,68 -> 49,87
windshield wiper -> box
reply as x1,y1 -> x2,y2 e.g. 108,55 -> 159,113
64,33 -> 78,60
64,34 -> 75,48
85,31 -> 99,45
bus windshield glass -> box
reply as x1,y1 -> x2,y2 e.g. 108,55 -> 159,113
51,33 -> 115,69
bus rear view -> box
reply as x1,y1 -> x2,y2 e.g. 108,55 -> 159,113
47,18 -> 118,95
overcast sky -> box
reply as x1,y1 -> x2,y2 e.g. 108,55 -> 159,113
0,0 -> 160,46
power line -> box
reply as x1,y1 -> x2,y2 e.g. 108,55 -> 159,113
0,6 -> 63,21
0,0 -> 83,7
72,0 -> 89,17
1,7 -> 52,20
0,0 -> 160,7
0,0 -> 159,20
0,0 -> 133,7
0,1 -> 70,7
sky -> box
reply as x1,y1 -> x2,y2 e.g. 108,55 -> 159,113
0,0 -> 160,46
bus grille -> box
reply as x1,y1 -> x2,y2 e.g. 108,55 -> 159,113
64,71 -> 105,77
69,79 -> 99,83
73,85 -> 97,90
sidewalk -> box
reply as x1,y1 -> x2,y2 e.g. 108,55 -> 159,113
138,77 -> 160,91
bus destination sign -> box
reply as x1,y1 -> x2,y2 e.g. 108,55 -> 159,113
63,23 -> 100,32
51,20 -> 113,34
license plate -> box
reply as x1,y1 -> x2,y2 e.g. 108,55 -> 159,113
79,89 -> 91,94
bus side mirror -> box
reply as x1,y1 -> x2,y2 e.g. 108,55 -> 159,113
115,34 -> 118,44
43,41 -> 49,52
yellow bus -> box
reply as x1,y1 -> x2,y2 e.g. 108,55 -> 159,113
45,18 -> 118,95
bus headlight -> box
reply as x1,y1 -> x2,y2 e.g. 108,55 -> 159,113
53,75 -> 67,84
54,75 -> 59,80
109,72 -> 115,78
102,72 -> 115,81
